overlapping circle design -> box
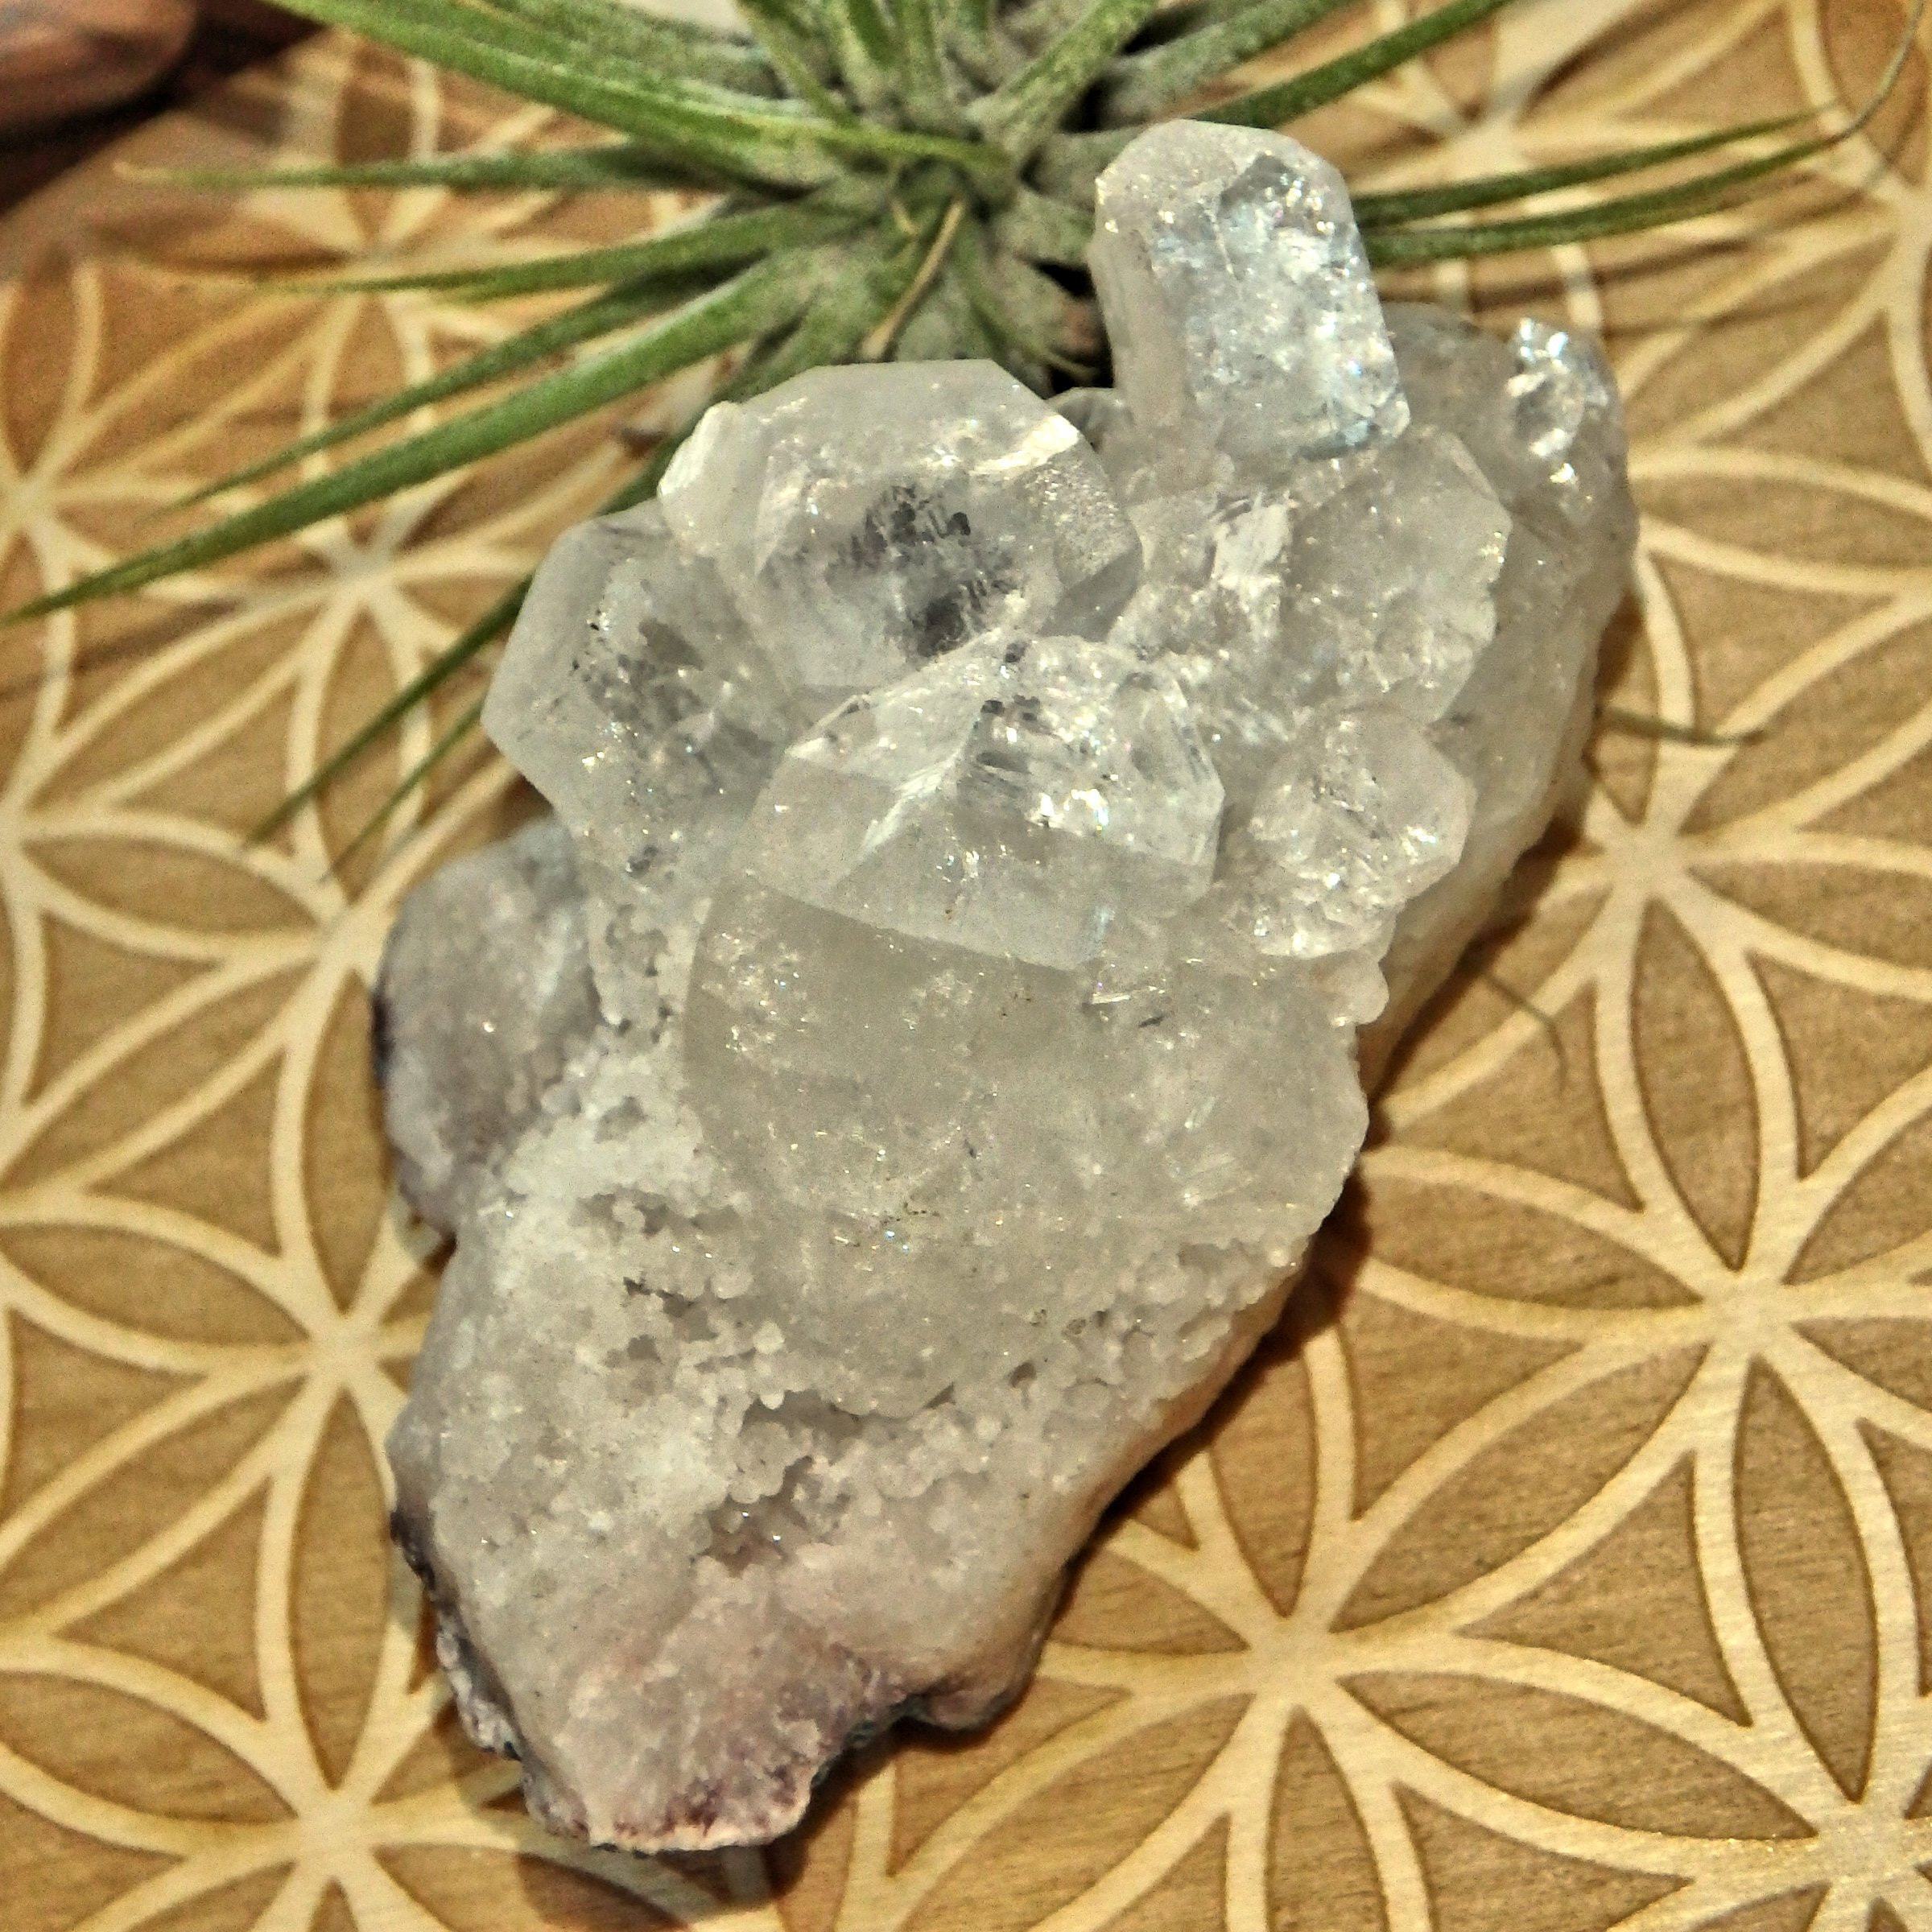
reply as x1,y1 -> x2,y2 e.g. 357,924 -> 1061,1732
1,6 -> 1930,1928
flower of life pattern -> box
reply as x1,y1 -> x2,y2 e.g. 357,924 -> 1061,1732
1,6 -> 1930,1930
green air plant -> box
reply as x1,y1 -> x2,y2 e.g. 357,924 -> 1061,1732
15,0 -> 1921,832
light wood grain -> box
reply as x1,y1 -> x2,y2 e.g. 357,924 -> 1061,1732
0,7 -> 1930,1929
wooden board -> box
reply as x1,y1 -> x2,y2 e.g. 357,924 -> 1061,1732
1,6 -> 1930,1928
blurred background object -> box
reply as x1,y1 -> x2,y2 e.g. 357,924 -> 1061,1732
0,0 -> 198,134
0,0 -> 737,234
0,0 -> 303,205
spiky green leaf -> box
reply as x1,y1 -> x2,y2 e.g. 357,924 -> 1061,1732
266,0 -> 997,192
11,258 -> 812,621
992,187 -> 1093,265
892,0 -> 960,129
976,0 -> 1162,160
126,146 -> 712,194
254,592 -> 517,840
817,0 -> 906,113
184,281 -> 670,506
947,0 -> 1013,88
476,0 -> 775,90
955,224 -> 1094,376
1202,0 -> 1523,128
267,254 -> 921,841
316,0 -> 763,101
1362,126 -> 1856,263
1005,0 -> 1095,54
1102,0 -> 1355,122
734,0 -> 846,114
1363,18 -> 1921,266
257,395 -> 717,844
1352,113 -> 1812,227
289,191 -> 870,298
320,696 -> 489,869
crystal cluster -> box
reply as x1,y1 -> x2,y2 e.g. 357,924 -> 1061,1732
380,120 -> 1636,1852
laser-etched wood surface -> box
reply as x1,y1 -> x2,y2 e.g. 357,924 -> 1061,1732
1,6 -> 1930,1927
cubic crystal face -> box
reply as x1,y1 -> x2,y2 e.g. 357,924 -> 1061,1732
380,120 -> 1636,1856
1090,121 -> 1409,475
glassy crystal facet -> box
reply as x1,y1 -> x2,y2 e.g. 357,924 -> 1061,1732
659,360 -> 1143,718
1089,121 -> 1409,475
380,121 -> 1637,1855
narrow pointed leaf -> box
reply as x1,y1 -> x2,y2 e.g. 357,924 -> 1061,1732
476,0 -> 775,90
261,391 -> 720,840
128,146 -> 717,195
739,0 -> 825,49
317,0 -> 757,98
1353,113 -> 1812,227
1204,0 -> 1521,128
1361,127 -> 1859,263
750,0 -> 821,41
1006,0 -> 1096,54
184,281 -> 669,507
817,0 -> 906,112
894,0 -> 960,129
267,295 -> 890,837
291,192 -> 869,298
1102,0 -> 1354,122
976,0 -> 1164,160
955,225 -> 1094,375
947,0 -> 1014,87
993,187 -> 1093,264
736,0 -> 846,114
289,253 -> 716,303
1363,17 -> 1923,266
10,260 -> 811,620
815,120 -> 1013,193
327,696 -> 487,871
263,0 -> 844,189
254,582 -> 524,839
274,0 -> 1011,193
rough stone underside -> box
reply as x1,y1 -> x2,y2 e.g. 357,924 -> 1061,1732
378,121 -> 1637,1852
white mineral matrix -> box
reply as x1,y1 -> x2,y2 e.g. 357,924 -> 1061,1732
378,120 -> 1637,1852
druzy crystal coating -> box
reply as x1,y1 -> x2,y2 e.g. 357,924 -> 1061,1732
380,122 -> 1637,1852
